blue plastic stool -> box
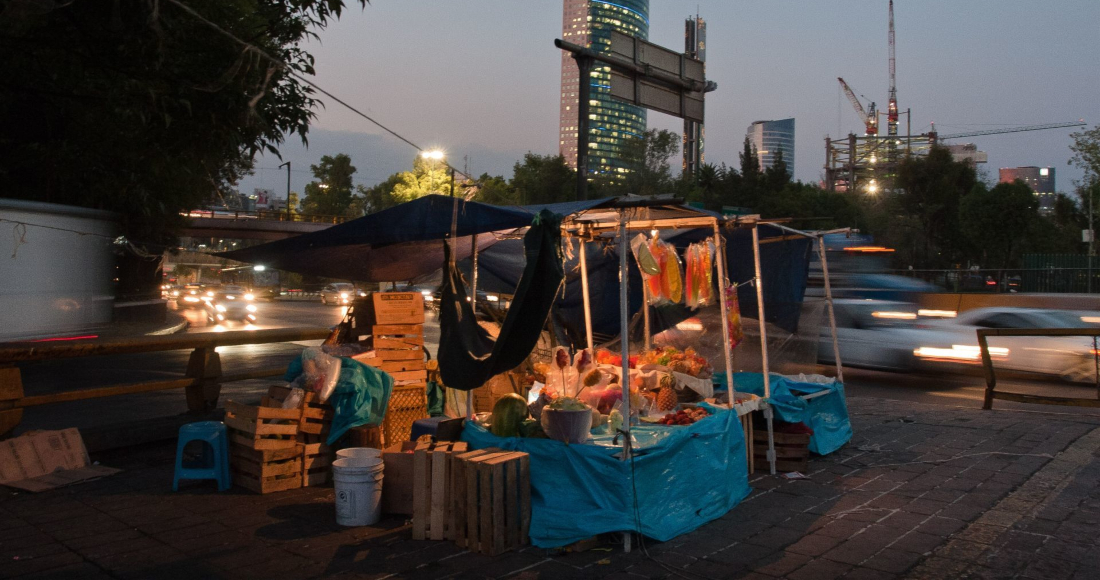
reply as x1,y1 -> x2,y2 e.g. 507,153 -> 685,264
173,421 -> 231,491
409,417 -> 448,442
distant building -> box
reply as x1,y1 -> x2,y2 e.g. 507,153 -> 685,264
746,118 -> 795,176
682,15 -> 706,177
559,0 -> 649,178
944,143 -> 988,166
1000,166 -> 1056,216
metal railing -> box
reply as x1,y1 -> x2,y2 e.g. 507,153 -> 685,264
978,327 -> 1100,410
887,268 -> 1100,294
0,327 -> 332,436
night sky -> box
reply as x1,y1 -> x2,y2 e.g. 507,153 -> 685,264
238,0 -> 1099,199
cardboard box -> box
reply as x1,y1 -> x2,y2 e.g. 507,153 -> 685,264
370,292 -> 424,325
381,441 -> 417,515
0,428 -> 120,492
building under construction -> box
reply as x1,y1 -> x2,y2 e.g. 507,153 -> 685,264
824,1 -> 1084,193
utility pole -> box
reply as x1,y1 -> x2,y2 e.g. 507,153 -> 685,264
278,161 -> 291,221
573,54 -> 593,201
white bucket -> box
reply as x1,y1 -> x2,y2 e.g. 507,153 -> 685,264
332,457 -> 384,526
336,447 -> 383,463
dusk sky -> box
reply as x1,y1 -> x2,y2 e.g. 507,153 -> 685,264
239,0 -> 1099,200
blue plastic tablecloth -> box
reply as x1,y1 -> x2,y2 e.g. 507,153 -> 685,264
729,372 -> 852,455
461,405 -> 751,548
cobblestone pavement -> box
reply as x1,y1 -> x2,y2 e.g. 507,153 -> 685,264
3,397 -> 1100,580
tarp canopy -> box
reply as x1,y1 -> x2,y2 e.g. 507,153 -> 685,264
216,194 -> 610,282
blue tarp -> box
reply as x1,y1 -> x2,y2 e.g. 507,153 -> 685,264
730,372 -> 853,455
285,355 -> 394,446
461,405 -> 752,548
217,195 -> 611,282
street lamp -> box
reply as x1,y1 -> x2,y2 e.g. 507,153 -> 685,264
420,149 -> 454,197
278,161 -> 291,221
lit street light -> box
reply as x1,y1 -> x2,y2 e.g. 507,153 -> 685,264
421,149 -> 454,197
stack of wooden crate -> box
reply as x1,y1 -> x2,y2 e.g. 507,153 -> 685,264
351,292 -> 430,446
224,400 -> 303,493
753,430 -> 810,474
410,442 -> 531,556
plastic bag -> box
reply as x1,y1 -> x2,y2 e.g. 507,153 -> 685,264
280,387 -> 305,410
684,242 -> 716,310
630,234 -> 684,305
725,284 -> 745,349
299,347 -> 342,403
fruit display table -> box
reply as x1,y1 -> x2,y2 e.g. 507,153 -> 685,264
461,404 -> 751,549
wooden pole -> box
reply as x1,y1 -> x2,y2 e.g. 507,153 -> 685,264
712,222 -> 735,409
642,283 -> 651,350
467,235 -> 478,420
817,237 -> 844,383
751,225 -> 776,475
579,238 -> 594,351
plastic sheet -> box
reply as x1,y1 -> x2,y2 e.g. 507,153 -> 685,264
285,355 -> 394,445
461,405 -> 751,548
730,372 -> 852,455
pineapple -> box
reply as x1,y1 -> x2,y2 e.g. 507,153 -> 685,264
656,386 -> 677,412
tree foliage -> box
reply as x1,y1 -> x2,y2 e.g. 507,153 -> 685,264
511,153 -> 575,205
0,0 -> 366,245
893,146 -> 978,267
598,129 -> 680,197
300,154 -> 357,216
959,180 -> 1037,269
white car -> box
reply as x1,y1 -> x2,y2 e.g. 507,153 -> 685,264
320,283 -> 365,305
902,307 -> 1097,382
818,300 -> 925,371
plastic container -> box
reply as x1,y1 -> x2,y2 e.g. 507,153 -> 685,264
336,447 -> 383,463
540,408 -> 592,444
332,457 -> 384,526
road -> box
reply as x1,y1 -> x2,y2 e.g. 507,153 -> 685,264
15,298 -> 1098,433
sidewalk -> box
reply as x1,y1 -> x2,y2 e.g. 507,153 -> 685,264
3,397 -> 1100,579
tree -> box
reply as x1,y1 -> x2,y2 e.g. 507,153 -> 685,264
610,129 -> 680,197
739,136 -> 761,184
300,154 -> 357,216
0,0 -> 366,294
356,175 -> 403,215
468,174 -> 518,205
1069,126 -> 1100,183
764,148 -> 791,193
510,153 -> 575,204
959,180 -> 1037,268
894,145 -> 978,267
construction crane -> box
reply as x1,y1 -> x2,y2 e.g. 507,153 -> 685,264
886,0 -> 898,138
929,120 -> 1087,143
838,78 -> 878,136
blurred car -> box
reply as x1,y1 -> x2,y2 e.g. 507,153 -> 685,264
901,307 -> 1097,381
818,300 -> 925,371
202,286 -> 258,325
320,283 -> 365,305
174,284 -> 204,307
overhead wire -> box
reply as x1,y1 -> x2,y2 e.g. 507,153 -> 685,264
162,0 -> 478,183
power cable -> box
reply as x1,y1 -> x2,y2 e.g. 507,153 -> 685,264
163,0 -> 478,183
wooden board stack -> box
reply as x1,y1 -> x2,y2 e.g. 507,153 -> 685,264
753,430 -> 810,474
223,400 -> 302,493
411,440 -> 469,541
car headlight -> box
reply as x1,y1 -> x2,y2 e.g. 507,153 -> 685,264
486,295 -> 499,302
339,292 -> 348,299
245,293 -> 254,301
171,291 -> 179,296
206,291 -> 214,297
215,304 -> 226,312
246,305 -> 257,312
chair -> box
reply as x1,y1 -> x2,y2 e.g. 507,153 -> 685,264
172,421 -> 231,491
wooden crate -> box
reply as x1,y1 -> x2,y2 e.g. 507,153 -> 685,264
301,441 -> 335,487
224,400 -> 300,451
383,384 -> 428,446
373,324 -> 427,385
230,444 -> 302,494
262,385 -> 334,444
753,430 -> 810,474
452,450 -> 531,556
411,441 -> 469,540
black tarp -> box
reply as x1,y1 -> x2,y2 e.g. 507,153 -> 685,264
438,211 -> 564,391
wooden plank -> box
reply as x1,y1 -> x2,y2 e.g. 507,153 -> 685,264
518,454 -> 530,545
411,442 -> 430,541
478,461 -> 492,555
224,414 -> 298,437
376,350 -> 424,362
467,452 -> 480,551
229,432 -> 297,451
430,448 -> 447,540
373,324 -> 424,337
505,458 -> 519,550
225,400 -> 300,421
378,360 -> 427,373
389,370 -> 429,382
452,451 -> 466,546
490,461 -> 506,556
231,444 -> 300,463
374,336 -> 424,349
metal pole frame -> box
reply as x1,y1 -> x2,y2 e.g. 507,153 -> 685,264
279,161 -> 291,221
817,237 -> 844,383
751,225 -> 776,474
579,235 -> 595,350
617,210 -> 632,553
574,55 -> 592,201
466,234 -> 479,420
712,221 -> 735,410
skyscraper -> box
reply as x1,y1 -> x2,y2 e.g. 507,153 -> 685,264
559,0 -> 649,178
682,15 -> 705,177
746,118 -> 795,176
1000,166 -> 1056,216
